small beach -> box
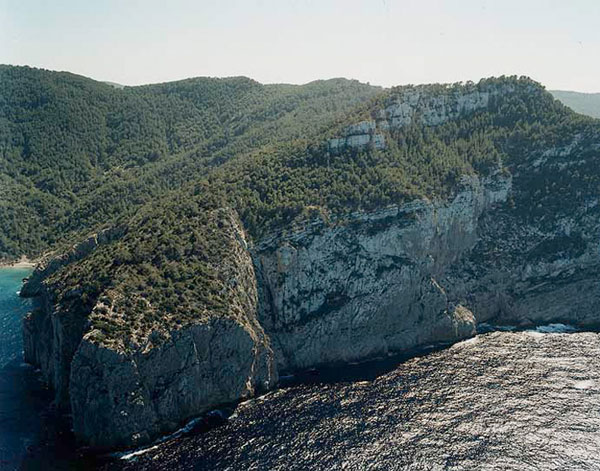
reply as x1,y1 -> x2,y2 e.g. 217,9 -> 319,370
0,256 -> 37,269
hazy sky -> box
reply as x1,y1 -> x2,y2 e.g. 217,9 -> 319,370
1,0 -> 598,91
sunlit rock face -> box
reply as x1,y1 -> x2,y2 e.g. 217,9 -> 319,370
327,88 -> 491,152
254,172 -> 510,372
380,89 -> 491,128
327,82 -> 531,153
328,120 -> 385,153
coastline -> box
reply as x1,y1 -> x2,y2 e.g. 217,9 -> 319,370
0,256 -> 37,269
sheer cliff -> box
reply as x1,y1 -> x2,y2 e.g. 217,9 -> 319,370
17,76 -> 600,448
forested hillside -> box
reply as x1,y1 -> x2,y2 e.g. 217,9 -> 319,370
551,90 -> 600,119
17,72 -> 600,349
2,66 -> 598,262
0,65 -> 379,258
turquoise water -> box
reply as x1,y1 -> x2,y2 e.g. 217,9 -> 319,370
0,268 -> 32,367
0,267 -> 40,469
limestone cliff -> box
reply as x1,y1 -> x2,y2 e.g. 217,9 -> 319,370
254,171 -> 510,371
23,209 -> 277,448
19,82 -> 600,449
448,133 -> 600,327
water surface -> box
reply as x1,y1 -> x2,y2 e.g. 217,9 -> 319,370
113,327 -> 600,471
0,267 -> 37,469
2,270 -> 599,470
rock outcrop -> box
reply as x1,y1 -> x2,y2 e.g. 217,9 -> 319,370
328,120 -> 386,152
23,210 -> 278,448
447,135 -> 600,327
70,316 -> 275,447
253,172 -> 510,371
327,81 -> 535,153
22,226 -> 126,406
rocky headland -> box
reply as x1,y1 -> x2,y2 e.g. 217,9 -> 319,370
19,78 -> 600,449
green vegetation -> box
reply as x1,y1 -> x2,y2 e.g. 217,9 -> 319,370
6,66 -> 600,346
47,204 -> 249,348
5,66 -> 595,260
207,77 -> 598,238
0,65 -> 379,258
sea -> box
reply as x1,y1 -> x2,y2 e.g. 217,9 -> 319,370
1,267 -> 599,470
0,267 -> 37,470
0,267 -> 84,471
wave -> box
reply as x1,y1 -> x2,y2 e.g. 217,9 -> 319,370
478,322 -> 578,335
114,410 -> 228,461
573,380 -> 594,390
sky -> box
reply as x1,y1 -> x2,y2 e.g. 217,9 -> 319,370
1,0 -> 598,91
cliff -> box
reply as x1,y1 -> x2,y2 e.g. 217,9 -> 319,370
449,134 -> 600,327
254,172 -> 510,371
24,209 -> 277,448
19,78 -> 600,449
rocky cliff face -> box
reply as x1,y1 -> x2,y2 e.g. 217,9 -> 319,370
22,226 -> 126,406
327,81 -> 530,153
22,173 -> 513,448
22,154 -> 600,448
23,209 -> 278,448
254,171 -> 510,372
19,85 -> 600,449
70,315 -> 275,448
447,134 -> 600,327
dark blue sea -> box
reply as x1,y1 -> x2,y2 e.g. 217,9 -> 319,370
1,267 -> 600,470
0,268 -> 85,471
0,267 -> 37,469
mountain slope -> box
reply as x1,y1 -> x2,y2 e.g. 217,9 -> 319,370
18,74 -> 600,448
0,65 -> 380,258
551,90 -> 600,118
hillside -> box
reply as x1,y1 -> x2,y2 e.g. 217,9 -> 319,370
551,90 -> 600,119
17,71 -> 600,448
0,65 -> 379,258
23,76 -> 598,350
4,66 -> 593,260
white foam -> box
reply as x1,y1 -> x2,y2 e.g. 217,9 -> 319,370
115,413 -> 219,461
451,337 -> 479,349
526,331 -> 545,339
117,445 -> 159,460
573,380 -> 594,390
